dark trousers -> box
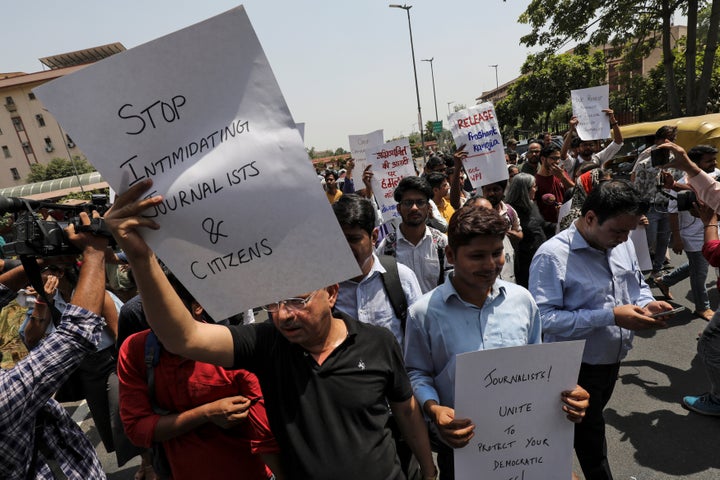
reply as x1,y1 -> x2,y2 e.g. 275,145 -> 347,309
428,426 -> 454,480
575,362 -> 620,480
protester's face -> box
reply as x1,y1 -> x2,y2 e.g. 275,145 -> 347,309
583,212 -> 640,250
527,143 -> 541,165
543,134 -> 552,146
541,151 -> 562,170
508,167 -> 519,181
579,141 -> 594,158
271,286 -> 336,347
529,181 -> 538,200
446,235 -> 504,292
341,226 -> 377,276
481,183 -> 504,207
398,190 -> 429,226
698,153 -> 718,173
325,175 -> 337,190
437,180 -> 450,198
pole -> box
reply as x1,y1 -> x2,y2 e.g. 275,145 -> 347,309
490,64 -> 499,90
423,58 -> 438,122
390,4 -> 426,163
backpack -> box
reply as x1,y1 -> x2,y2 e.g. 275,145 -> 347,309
377,255 -> 409,333
381,227 -> 448,286
144,332 -> 172,479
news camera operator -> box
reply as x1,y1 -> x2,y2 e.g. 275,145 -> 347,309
0,210 -> 109,479
664,142 -> 720,415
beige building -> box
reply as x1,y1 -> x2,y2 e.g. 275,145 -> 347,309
0,43 -> 124,189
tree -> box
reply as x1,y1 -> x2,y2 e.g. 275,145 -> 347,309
516,0 -> 720,117
26,157 -> 96,183
495,51 -> 607,134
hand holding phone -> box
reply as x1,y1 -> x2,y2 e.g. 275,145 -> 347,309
649,306 -> 686,318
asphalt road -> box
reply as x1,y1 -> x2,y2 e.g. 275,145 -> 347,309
67,253 -> 720,479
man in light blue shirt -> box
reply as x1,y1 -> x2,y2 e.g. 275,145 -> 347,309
405,206 -> 589,480
332,194 -> 422,345
530,179 -> 673,480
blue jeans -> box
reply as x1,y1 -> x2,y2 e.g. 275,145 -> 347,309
698,310 -> 720,401
661,250 -> 710,311
645,207 -> 671,272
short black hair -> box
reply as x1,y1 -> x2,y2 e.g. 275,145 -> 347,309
324,170 -> 338,181
393,176 -> 433,202
425,155 -> 445,171
655,125 -> 677,141
540,144 -> 561,158
688,144 -> 718,164
426,172 -> 447,190
332,194 -> 376,236
581,179 -> 647,224
482,180 -> 508,191
447,205 -> 507,251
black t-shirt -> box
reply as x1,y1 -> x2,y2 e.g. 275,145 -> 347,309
229,312 -> 412,480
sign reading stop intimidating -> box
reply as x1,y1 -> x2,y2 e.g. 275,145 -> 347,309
449,103 -> 508,188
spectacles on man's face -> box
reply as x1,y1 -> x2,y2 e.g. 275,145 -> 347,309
529,149 -> 541,154
399,199 -> 428,208
262,290 -> 318,313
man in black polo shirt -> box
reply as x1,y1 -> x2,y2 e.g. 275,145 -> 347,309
105,179 -> 438,480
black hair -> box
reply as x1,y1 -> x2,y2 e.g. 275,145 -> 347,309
332,194 -> 377,236
687,144 -> 719,164
482,180 -> 508,191
393,176 -> 433,202
324,170 -> 338,181
581,179 -> 647,224
426,172 -> 448,190
447,205 -> 508,250
655,125 -> 677,141
425,155 -> 445,171
540,144 -> 561,158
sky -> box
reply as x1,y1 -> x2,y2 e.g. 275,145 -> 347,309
3,1 -> 541,151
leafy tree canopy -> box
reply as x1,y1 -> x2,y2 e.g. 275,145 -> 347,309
26,157 -> 96,183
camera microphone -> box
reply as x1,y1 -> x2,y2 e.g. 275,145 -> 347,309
0,196 -> 42,214
541,193 -> 561,207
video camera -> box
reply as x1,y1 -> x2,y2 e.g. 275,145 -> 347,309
0,194 -> 113,258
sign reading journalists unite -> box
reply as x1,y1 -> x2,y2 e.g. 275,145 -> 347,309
35,6 -> 360,320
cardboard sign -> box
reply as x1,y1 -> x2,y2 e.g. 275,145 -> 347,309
366,138 -> 416,224
630,226 -> 653,272
449,103 -> 508,189
571,85 -> 610,141
454,341 -> 585,480
348,129 -> 384,175
34,6 -> 360,320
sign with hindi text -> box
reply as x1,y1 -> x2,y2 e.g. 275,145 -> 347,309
34,6 -> 360,320
366,138 -> 415,224
454,341 -> 585,480
449,103 -> 508,189
571,85 -> 610,141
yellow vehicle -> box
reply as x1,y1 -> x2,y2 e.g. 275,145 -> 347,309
607,113 -> 720,174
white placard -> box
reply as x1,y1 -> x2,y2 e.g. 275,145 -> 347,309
366,138 -> 415,224
630,226 -> 653,272
571,85 -> 610,141
449,103 -> 508,189
348,129 -> 384,175
454,341 -> 585,480
34,7 -> 360,320
295,122 -> 305,142
556,199 -> 573,234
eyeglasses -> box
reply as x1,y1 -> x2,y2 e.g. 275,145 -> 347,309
261,290 -> 318,313
399,199 -> 428,208
529,149 -> 541,154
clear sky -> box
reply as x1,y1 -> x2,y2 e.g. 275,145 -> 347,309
2,1 -> 539,151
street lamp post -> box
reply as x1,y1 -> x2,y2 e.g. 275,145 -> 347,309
489,64 -> 499,90
422,57 -> 438,122
447,101 -> 455,115
390,4 -> 426,163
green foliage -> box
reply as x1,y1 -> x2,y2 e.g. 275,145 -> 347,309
26,156 -> 95,183
496,51 -> 607,134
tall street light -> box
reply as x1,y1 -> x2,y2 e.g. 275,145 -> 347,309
422,57 -> 439,122
489,64 -> 499,90
390,4 -> 426,163
447,101 -> 455,115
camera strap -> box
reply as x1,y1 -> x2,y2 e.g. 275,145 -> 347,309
20,256 -> 63,327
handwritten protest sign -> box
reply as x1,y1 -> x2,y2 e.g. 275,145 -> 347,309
630,226 -> 653,271
349,129 -> 384,175
454,341 -> 585,480
571,85 -> 610,141
34,6 -> 360,320
366,138 -> 415,224
449,103 -> 508,189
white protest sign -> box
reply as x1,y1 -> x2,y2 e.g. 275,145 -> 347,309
449,103 -> 508,189
366,138 -> 415,223
630,226 -> 653,272
295,122 -> 305,142
454,340 -> 585,480
34,6 -> 360,321
571,85 -> 610,141
348,129 -> 384,174
556,199 -> 573,234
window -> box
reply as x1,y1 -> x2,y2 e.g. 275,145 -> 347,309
36,114 -> 46,127
1,146 -> 10,158
5,96 -> 14,105
66,134 -> 75,148
10,168 -> 20,180
28,92 -> 36,100
11,117 -> 24,132
44,137 -> 54,152
22,142 -> 32,154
